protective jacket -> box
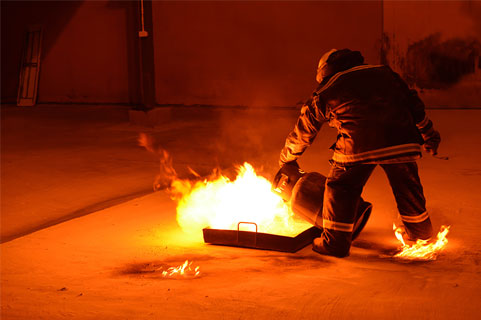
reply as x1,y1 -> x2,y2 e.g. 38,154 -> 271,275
280,64 -> 434,166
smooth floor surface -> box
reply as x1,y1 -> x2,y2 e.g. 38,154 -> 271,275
1,106 -> 481,319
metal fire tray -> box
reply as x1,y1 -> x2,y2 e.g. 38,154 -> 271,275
203,222 -> 322,253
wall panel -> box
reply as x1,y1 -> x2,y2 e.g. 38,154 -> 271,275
153,1 -> 383,107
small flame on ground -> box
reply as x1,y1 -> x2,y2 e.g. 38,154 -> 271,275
393,224 -> 451,260
160,260 -> 200,279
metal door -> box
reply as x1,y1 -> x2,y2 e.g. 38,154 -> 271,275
17,25 -> 43,107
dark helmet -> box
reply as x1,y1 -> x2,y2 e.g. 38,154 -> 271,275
316,49 -> 365,83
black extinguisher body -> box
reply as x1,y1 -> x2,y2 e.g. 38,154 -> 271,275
272,162 -> 326,229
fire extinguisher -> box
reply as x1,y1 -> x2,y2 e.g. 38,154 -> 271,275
272,162 -> 372,240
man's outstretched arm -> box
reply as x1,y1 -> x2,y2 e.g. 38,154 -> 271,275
279,95 -> 326,166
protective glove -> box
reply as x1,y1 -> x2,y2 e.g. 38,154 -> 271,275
272,160 -> 303,202
421,128 -> 441,155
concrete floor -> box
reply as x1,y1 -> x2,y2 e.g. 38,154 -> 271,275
1,105 -> 481,319
1,104 -> 305,242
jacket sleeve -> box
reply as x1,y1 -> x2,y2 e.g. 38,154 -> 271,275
405,88 -> 437,135
279,94 -> 326,166
392,69 -> 435,134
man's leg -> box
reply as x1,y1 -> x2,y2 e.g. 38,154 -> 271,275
313,164 -> 376,257
380,162 -> 433,240
351,199 -> 373,241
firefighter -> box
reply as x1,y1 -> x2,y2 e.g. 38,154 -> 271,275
279,49 -> 441,257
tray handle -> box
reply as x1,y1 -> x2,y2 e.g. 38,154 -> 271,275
236,222 -> 258,246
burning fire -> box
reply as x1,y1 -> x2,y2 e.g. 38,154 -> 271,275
393,224 -> 450,260
138,134 -> 309,239
173,163 -> 311,239
160,260 -> 200,279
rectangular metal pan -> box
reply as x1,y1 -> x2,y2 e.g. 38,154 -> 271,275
203,222 -> 322,253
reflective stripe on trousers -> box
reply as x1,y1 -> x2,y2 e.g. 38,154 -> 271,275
400,211 -> 430,223
322,219 -> 354,232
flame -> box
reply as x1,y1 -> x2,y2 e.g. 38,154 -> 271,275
393,223 -> 407,246
160,260 -> 200,278
393,224 -> 450,260
173,162 -> 311,239
137,135 -> 310,239
138,133 -> 179,191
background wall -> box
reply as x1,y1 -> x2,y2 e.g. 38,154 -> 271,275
383,0 -> 481,108
6,1 -> 479,108
153,1 -> 382,107
1,0 -> 139,104
2,0 -> 382,107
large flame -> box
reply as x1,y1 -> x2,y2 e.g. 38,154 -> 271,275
173,163 -> 311,239
138,135 -> 310,240
137,135 -> 310,239
393,224 -> 450,260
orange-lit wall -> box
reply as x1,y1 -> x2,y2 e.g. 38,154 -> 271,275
4,1 -> 479,108
383,1 -> 481,107
1,1 -> 137,104
2,1 -> 382,107
153,1 -> 382,107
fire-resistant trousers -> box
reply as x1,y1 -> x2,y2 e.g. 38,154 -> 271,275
313,162 -> 433,257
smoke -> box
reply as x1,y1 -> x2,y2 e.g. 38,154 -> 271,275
137,132 -> 220,197
405,34 -> 480,89
137,106 -> 300,192
215,107 -> 298,179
